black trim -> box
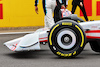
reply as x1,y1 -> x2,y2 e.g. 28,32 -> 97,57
42,0 -> 46,15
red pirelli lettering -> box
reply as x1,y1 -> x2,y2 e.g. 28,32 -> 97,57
80,0 -> 92,16
0,4 -> 3,19
97,1 -> 100,16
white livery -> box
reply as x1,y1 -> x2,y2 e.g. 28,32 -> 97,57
4,9 -> 100,58
4,28 -> 49,51
4,20 -> 100,51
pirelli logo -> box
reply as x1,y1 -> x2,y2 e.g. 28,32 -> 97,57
80,0 -> 100,16
62,22 -> 72,26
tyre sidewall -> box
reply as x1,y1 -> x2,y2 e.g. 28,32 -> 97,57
48,20 -> 86,58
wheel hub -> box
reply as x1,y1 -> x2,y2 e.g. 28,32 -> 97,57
57,29 -> 76,49
64,37 -> 70,43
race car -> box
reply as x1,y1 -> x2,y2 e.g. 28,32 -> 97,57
4,9 -> 100,58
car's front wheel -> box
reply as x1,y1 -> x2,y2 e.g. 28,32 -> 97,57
48,20 -> 86,58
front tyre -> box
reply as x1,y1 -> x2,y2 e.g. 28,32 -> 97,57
48,20 -> 86,58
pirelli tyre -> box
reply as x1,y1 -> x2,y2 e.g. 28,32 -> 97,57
89,40 -> 100,52
48,20 -> 86,58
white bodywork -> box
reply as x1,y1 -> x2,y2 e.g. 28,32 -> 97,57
79,20 -> 100,39
80,21 -> 100,30
4,20 -> 100,51
4,28 -> 49,51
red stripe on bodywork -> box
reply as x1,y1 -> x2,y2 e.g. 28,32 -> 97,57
85,30 -> 100,33
11,43 -> 18,51
40,40 -> 48,42
86,36 -> 100,39
39,37 -> 48,39
15,43 -> 18,46
13,43 -> 18,51
13,47 -> 16,51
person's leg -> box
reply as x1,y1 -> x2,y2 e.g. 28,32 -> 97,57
43,0 -> 56,28
71,4 -> 77,14
42,0 -> 48,27
45,8 -> 55,28
54,6 -> 61,22
78,4 -> 89,21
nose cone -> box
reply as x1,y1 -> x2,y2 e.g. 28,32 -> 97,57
4,43 -> 18,51
4,37 -> 22,51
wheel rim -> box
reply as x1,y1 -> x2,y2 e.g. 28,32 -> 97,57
57,29 -> 76,49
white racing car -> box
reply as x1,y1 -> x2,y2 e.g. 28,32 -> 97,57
4,9 -> 100,58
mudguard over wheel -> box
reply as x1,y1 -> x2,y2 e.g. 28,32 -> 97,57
48,20 -> 86,58
89,40 -> 100,52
